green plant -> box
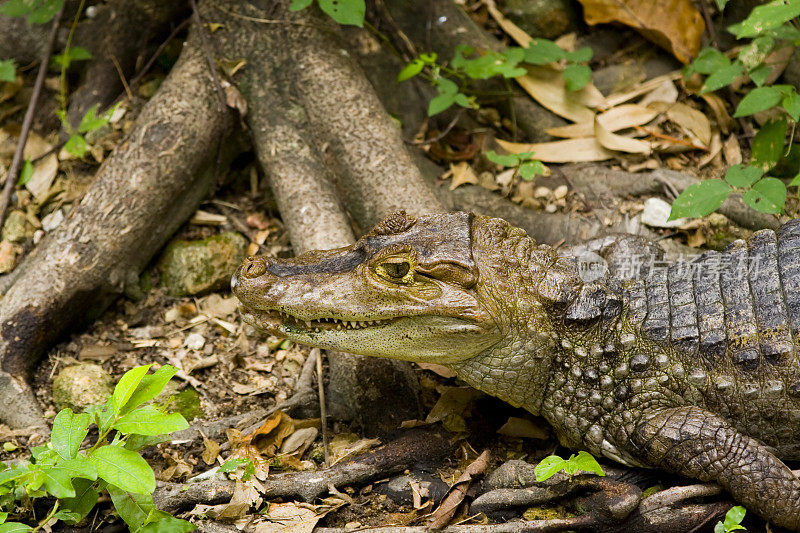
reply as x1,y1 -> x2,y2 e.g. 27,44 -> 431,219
673,0 -> 800,219
714,505 -> 747,533
398,39 -> 593,116
486,149 -> 546,181
0,60 -> 15,83
533,451 -> 605,482
289,0 -> 365,27
0,364 -> 195,532
59,103 -> 119,158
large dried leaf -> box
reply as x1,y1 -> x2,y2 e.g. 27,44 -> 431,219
594,113 -> 652,154
497,137 -> 614,163
605,71 -> 682,107
22,132 -> 57,201
649,101 -> 712,147
547,104 -> 658,138
517,66 -> 605,123
578,0 -> 704,63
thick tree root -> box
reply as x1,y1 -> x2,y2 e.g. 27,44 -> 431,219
0,23 -> 236,429
153,426 -> 455,513
203,0 -> 424,434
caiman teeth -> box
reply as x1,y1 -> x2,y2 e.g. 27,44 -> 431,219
269,309 -> 393,331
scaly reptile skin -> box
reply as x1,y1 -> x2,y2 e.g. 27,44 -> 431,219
232,211 -> 800,530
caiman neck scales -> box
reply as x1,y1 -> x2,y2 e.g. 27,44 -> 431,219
233,211 -> 800,531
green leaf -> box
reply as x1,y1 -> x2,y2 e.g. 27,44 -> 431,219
724,164 -> 764,187
486,150 -> 519,167
110,365 -> 153,417
565,46 -> 592,63
563,64 -> 591,91
743,177 -> 786,214
519,160 -> 546,181
751,117 -> 787,171
121,365 -> 179,416
88,445 -> 155,494
700,62 -> 743,93
715,0 -> 728,9
419,52 -> 438,64
51,409 -> 91,460
714,522 -> 725,533
782,89 -> 800,122
734,86 -> 783,117
26,0 -> 62,24
0,60 -> 15,83
398,59 -> 424,82
495,62 -> 527,78
52,46 -> 92,69
748,63 -> 771,86
0,0 -> 31,17
669,180 -> 732,220
138,514 -> 197,533
738,36 -> 774,70
51,458 -> 97,480
17,159 -> 33,186
59,478 -> 99,525
0,523 -> 32,533
568,451 -> 605,476
453,92 -> 474,108
436,78 -> 459,96
0,468 -> 28,486
723,505 -> 746,530
428,92 -> 456,116
728,0 -> 800,39
534,455 -> 568,482
524,39 -> 564,65
107,484 -> 154,530
219,458 -> 251,473
790,173 -> 800,187
690,48 -> 730,75
318,0 -> 365,27
78,104 -> 111,133
288,0 -> 313,10
64,135 -> 88,158
38,465 -> 75,498
113,406 -> 188,436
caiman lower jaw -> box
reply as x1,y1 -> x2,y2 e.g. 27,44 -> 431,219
239,306 -> 400,335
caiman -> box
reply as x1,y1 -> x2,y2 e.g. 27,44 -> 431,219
232,211 -> 800,530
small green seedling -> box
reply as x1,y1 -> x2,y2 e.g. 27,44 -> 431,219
288,0 -> 365,27
0,59 -> 15,83
0,364 -> 195,533
534,450 -> 605,482
486,149 -> 546,181
714,505 -> 747,533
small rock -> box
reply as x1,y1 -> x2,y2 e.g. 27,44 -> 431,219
374,473 -> 450,506
159,232 -> 248,296
640,197 -> 687,228
534,186 -> 551,199
553,184 -> 568,200
0,241 -> 20,273
499,0 -> 578,39
53,364 -> 114,411
184,332 -> 206,350
41,209 -> 64,232
1,211 -> 35,243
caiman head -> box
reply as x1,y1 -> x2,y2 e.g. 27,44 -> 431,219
232,211 -> 570,413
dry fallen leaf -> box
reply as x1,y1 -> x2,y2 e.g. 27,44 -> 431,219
497,137 -> 614,163
428,449 -> 490,529
517,66 -> 604,123
546,103 -> 658,139
578,0 -> 704,63
699,92 -> 734,135
723,135 -> 742,166
448,162 -> 479,190
253,502 -> 324,533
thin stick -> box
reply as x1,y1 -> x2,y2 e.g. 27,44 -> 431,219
0,4 -> 65,230
128,18 -> 190,92
314,347 -> 330,467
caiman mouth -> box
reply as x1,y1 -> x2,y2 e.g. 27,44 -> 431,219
241,307 -> 399,334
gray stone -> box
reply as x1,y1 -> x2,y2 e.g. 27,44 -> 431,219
159,232 -> 248,296
499,0 -> 578,39
52,363 -> 114,411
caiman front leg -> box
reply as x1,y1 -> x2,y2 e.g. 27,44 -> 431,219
630,405 -> 800,530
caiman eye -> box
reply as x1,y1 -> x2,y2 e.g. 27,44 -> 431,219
377,259 -> 412,281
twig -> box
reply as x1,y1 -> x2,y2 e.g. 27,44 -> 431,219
0,3 -> 65,231
409,109 -> 464,146
699,0 -> 718,49
189,0 -> 227,112
128,18 -> 191,92
314,348 -> 330,467
109,53 -> 133,100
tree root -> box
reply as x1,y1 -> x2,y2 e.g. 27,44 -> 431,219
0,22 -> 237,429
153,426 -> 456,513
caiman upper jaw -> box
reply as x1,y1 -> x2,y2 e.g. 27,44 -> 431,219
237,305 -> 397,335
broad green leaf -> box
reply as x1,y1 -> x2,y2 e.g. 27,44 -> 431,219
436,78 -> 459,96
288,0 -> 313,10
790,173 -> 800,187
113,406 -> 188,436
219,458 -> 251,473
0,0 -> 31,17
748,63 -> 771,87
59,478 -> 99,525
419,52 -> 437,64
743,177 -> 786,214
17,159 -> 33,186
751,117 -> 787,170
689,48 -> 730,75
64,135 -> 88,158
464,54 -> 501,79
524,39 -> 564,64
728,0 -> 800,39
502,47 -> 525,64
495,63 -> 527,78
39,465 -> 75,498
88,445 -> 155,494
107,484 -> 153,530
0,523 -> 32,533
51,458 -> 97,480
110,365 -> 153,417
31,446 -> 57,464
534,455 -> 567,482
724,164 -> 764,187
318,0 -> 365,27
701,62 -> 743,93
783,89 -> 800,121
519,160 -> 546,180
724,505 -> 746,529
714,522 -> 725,533
52,46 -> 92,69
565,46 -> 592,63
26,0 -> 62,23
51,408 -> 91,460
124,434 -> 170,452
734,86 -> 782,117
139,513 -> 197,533
0,60 -> 15,83
563,64 -> 591,91
669,180 -> 732,220
568,451 -> 605,476
121,365 -> 179,415
78,104 -> 111,133
486,150 -> 519,167
51,511 -> 81,523
738,36 -> 774,70
397,59 -> 424,82
453,92 -> 474,108
0,468 -> 28,486
428,92 -> 456,116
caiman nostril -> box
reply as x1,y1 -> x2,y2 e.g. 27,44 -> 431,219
241,256 -> 268,279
